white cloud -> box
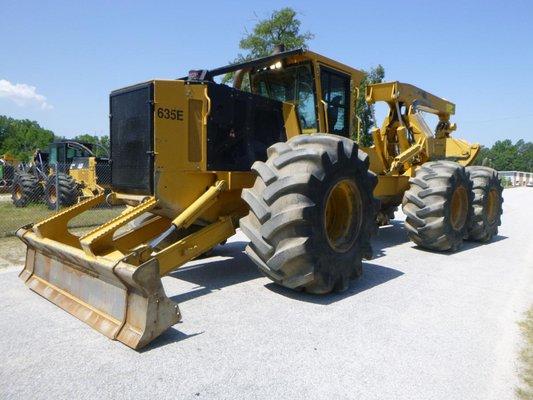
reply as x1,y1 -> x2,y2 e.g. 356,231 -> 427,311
0,79 -> 53,110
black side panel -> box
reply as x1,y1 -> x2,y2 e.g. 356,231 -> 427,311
110,82 -> 153,194
206,83 -> 286,171
95,158 -> 111,186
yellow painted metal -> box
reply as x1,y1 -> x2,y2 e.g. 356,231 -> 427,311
80,197 -> 158,257
16,48 -> 483,349
361,80 -> 480,203
233,50 -> 366,138
32,193 -> 106,247
290,51 -> 365,137
69,157 -> 104,198
170,180 -> 226,229
17,171 -> 241,348
17,194 -> 181,349
324,179 -> 362,252
373,175 -> 410,199
450,186 -> 468,230
156,216 -> 235,276
282,102 -> 301,139
1,153 -> 19,166
389,137 -> 426,173
147,80 -> 262,223
487,189 -> 499,224
18,233 -> 181,349
366,81 -> 456,117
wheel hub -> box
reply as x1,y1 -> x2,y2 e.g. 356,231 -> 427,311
450,186 -> 468,230
486,188 -> 499,224
48,185 -> 57,204
14,185 -> 22,200
324,179 -> 362,252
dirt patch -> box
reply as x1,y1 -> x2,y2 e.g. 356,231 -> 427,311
517,306 -> 533,399
0,227 -> 96,269
0,236 -> 27,268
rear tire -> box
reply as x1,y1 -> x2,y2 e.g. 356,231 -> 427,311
402,161 -> 473,251
240,134 -> 377,294
45,173 -> 78,209
465,166 -> 503,242
11,172 -> 40,207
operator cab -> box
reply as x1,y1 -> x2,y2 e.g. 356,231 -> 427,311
188,48 -> 365,140
250,61 -> 353,138
48,141 -> 94,165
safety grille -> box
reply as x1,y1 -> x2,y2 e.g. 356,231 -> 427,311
206,83 -> 286,171
110,82 -> 153,194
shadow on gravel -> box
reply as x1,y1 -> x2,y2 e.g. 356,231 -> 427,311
140,327 -> 204,352
264,262 -> 404,305
412,234 -> 508,255
169,233 -> 406,306
373,220 -> 410,258
169,241 -> 261,304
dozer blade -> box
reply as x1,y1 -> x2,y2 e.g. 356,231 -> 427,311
16,196 -> 181,350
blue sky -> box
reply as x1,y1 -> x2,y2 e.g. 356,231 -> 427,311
1,0 -> 532,146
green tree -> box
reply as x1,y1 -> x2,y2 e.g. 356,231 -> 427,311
0,116 -> 55,161
472,146 -> 492,167
72,134 -> 110,157
354,65 -> 385,145
223,8 -> 314,84
514,139 -> 533,171
227,8 -> 385,147
472,139 -> 533,172
239,8 -> 314,58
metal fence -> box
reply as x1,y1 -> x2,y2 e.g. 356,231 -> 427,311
0,161 -> 125,238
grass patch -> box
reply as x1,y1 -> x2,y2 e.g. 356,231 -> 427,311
0,202 -> 125,237
517,306 -> 533,400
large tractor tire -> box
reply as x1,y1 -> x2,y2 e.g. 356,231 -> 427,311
11,172 -> 40,207
240,134 -> 377,294
44,173 -> 79,210
402,160 -> 473,251
465,166 -> 503,242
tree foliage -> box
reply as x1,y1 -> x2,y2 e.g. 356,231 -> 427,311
71,134 -> 110,157
238,8 -> 314,59
223,8 -> 313,84
354,65 -> 385,145
0,116 -> 55,161
0,115 -> 110,161
472,139 -> 533,172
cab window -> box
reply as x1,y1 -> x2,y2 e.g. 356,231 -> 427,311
320,67 -> 351,137
251,63 -> 318,133
57,145 -> 66,163
49,146 -> 58,164
67,147 -> 83,159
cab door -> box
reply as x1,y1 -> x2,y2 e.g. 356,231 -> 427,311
318,66 -> 351,137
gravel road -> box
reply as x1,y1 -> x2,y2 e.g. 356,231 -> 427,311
0,187 -> 531,400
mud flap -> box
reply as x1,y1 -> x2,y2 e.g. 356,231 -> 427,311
17,227 -> 181,350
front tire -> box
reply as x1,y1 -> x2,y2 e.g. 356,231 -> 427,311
240,134 -> 377,294
465,166 -> 503,242
402,161 -> 473,251
45,173 -> 79,209
11,172 -> 40,207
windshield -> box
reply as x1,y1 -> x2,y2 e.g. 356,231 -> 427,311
251,63 -> 317,133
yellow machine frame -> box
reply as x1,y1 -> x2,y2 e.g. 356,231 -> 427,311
362,81 -> 479,205
68,157 -> 105,199
17,49 -> 481,349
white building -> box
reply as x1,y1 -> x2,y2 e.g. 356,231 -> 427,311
498,171 -> 533,186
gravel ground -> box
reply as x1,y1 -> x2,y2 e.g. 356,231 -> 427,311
0,187 -> 531,400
